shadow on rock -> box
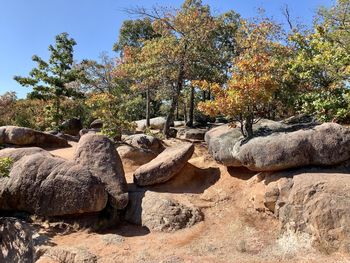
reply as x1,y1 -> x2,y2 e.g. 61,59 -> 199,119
130,163 -> 220,194
227,166 -> 257,181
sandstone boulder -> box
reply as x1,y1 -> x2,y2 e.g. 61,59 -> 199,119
0,153 -> 108,216
0,126 -> 69,148
37,246 -> 97,263
206,121 -> 350,171
125,191 -> 203,232
238,123 -> 350,171
133,143 -> 194,186
74,134 -> 128,209
0,217 -> 34,263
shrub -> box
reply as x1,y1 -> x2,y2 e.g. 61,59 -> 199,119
0,157 -> 14,178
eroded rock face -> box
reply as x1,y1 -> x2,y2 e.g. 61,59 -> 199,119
125,191 -> 203,232
206,121 -> 350,171
0,217 -> 34,263
74,134 -> 128,210
133,143 -> 194,186
256,168 -> 350,254
0,126 -> 69,148
0,153 -> 108,216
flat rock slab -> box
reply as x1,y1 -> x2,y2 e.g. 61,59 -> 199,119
133,143 -> 194,186
0,126 -> 69,148
125,190 -> 203,232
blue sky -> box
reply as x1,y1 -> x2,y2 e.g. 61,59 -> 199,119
0,0 -> 333,98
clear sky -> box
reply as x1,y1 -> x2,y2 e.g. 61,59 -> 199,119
0,0 -> 333,98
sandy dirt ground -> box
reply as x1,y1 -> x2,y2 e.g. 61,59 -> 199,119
37,140 -> 348,263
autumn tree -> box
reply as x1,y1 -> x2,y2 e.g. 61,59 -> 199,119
14,33 -> 84,127
199,19 -> 290,138
123,0 -> 239,135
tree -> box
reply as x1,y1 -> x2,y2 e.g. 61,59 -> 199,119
14,33 -> 83,127
198,19 -> 290,138
114,18 -> 161,127
123,0 -> 238,135
288,0 -> 350,122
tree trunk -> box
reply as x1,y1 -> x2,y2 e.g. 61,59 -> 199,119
146,87 -> 150,128
244,113 -> 254,139
187,86 -> 195,127
55,96 -> 61,128
163,66 -> 184,137
202,90 -> 206,101
176,101 -> 179,120
184,101 -> 187,123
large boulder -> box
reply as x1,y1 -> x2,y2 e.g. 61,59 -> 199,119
0,126 -> 69,148
133,143 -> 194,186
0,152 -> 108,216
135,117 -> 167,131
206,120 -> 350,171
238,123 -> 350,171
123,134 -> 164,154
0,217 -> 34,263
74,134 -> 128,210
60,118 -> 83,136
125,190 -> 203,232
256,168 -> 350,254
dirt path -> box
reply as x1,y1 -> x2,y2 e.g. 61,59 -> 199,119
43,141 -> 346,263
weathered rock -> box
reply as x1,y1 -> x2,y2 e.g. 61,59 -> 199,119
100,234 -> 125,245
61,118 -> 83,136
0,147 -> 50,162
0,217 -> 34,263
74,134 -> 128,209
177,128 -> 207,141
0,153 -> 108,216
258,169 -> 350,254
123,134 -> 164,153
0,126 -> 69,148
238,123 -> 350,171
37,246 -> 97,263
135,117 -> 167,131
133,143 -> 194,186
125,191 -> 203,232
117,145 -> 157,166
90,119 -> 103,129
206,121 -> 350,171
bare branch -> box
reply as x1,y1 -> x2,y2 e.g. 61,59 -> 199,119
281,4 -> 294,31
